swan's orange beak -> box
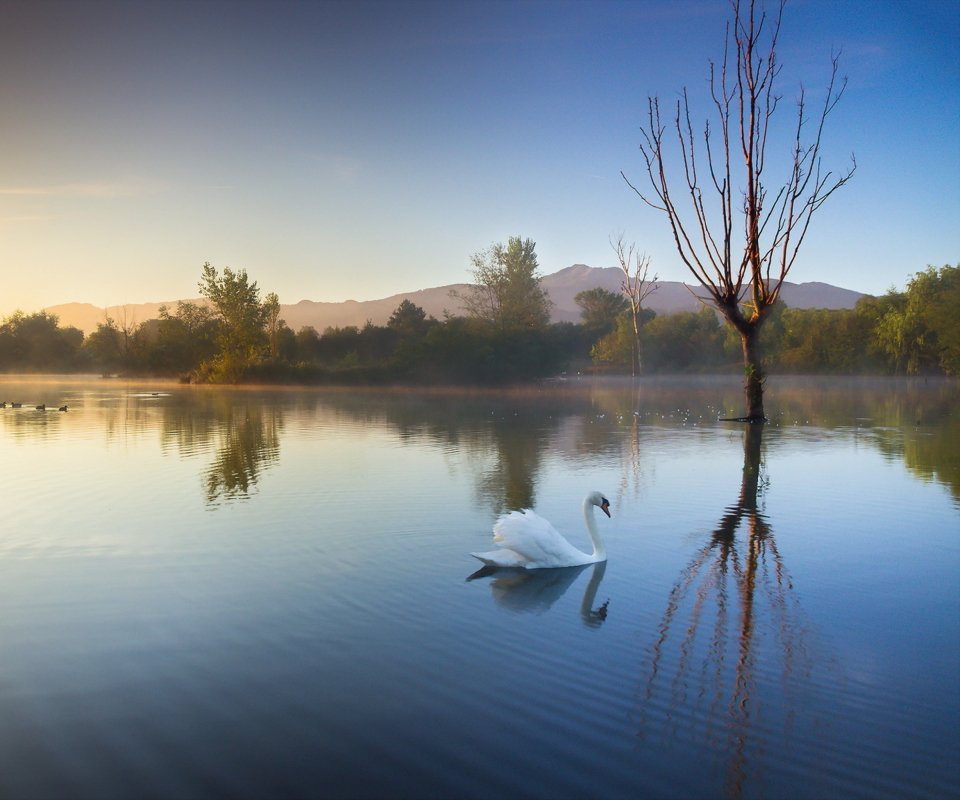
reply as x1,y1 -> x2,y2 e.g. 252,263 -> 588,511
601,499 -> 611,517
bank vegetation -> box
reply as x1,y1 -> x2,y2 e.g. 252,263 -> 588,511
1,259 -> 957,385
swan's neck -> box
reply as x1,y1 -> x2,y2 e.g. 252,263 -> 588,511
582,497 -> 607,561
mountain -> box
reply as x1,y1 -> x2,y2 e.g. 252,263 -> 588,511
44,265 -> 866,335
541,265 -> 866,322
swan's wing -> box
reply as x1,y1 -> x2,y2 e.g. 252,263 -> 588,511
490,509 -> 585,567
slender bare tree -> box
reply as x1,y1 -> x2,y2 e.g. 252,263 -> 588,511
624,0 -> 854,419
612,234 -> 659,377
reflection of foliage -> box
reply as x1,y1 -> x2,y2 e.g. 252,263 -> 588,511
476,406 -> 547,513
309,390 -> 565,515
767,377 -> 960,502
640,424 -> 834,799
203,402 -> 281,506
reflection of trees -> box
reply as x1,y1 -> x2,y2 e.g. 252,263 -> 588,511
640,423 -> 830,799
870,388 -> 960,501
467,561 -> 609,628
306,391 -> 569,515
474,407 -> 545,513
159,393 -> 217,458
767,377 -> 960,502
203,401 -> 281,506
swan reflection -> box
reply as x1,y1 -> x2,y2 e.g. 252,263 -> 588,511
467,561 -> 609,628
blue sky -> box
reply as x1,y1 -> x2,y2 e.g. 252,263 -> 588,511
0,0 -> 956,316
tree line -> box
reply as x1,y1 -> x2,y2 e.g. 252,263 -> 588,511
0,253 -> 957,382
586,262 -> 958,376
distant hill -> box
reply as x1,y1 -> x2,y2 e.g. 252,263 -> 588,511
45,265 -> 866,335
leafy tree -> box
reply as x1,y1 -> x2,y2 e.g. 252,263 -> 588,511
590,308 -> 657,369
590,314 -> 635,368
874,265 -> 960,375
644,306 -> 725,372
83,316 -> 147,373
153,301 -> 218,374
295,326 -> 322,361
198,262 -> 268,382
263,292 -> 284,361
575,287 -> 629,336
276,324 -> 298,362
387,299 -> 433,339
768,306 -> 873,374
405,316 -> 565,384
454,236 -> 552,330
0,310 -> 83,371
926,265 -> 960,375
316,326 -> 361,366
312,322 -> 397,368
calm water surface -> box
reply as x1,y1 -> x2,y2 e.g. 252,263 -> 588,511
1,376 -> 957,799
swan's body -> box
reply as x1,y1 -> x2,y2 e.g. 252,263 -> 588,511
471,491 -> 610,569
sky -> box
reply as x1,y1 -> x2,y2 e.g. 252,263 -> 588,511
0,0 -> 957,317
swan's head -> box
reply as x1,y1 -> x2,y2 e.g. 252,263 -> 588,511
588,491 -> 611,517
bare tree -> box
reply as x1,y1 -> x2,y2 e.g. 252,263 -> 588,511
113,306 -> 147,367
612,234 -> 659,377
624,0 -> 854,419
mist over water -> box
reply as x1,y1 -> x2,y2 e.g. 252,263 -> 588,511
1,376 -> 957,799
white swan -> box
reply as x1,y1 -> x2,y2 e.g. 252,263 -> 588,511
471,491 -> 610,569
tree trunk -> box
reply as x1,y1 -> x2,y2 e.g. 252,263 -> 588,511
740,327 -> 766,420
740,420 -> 763,510
631,310 -> 641,377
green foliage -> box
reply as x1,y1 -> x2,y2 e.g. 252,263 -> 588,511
82,315 -> 148,373
0,310 -> 84,372
455,236 -> 552,330
645,306 -> 725,371
387,299 -> 434,340
591,314 -> 635,367
198,262 -> 269,381
313,323 -> 398,368
263,292 -> 283,361
4,263 -> 958,384
873,265 -> 960,375
767,306 -> 874,373
403,317 -> 565,384
575,287 -> 630,335
295,326 -> 322,361
152,301 -> 218,375
82,320 -> 124,370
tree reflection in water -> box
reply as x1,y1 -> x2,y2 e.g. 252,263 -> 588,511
474,406 -> 546,513
640,422 -> 833,798
203,400 -> 282,506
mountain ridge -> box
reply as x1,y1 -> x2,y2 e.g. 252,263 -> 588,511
43,264 -> 866,335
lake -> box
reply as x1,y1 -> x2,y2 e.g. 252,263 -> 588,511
1,375 -> 957,799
